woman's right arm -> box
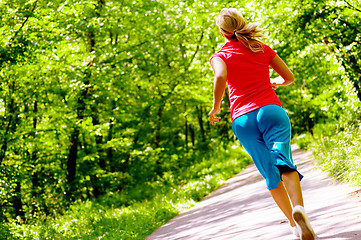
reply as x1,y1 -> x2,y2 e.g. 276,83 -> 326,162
270,54 -> 294,87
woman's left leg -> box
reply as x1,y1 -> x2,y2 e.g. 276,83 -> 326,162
269,181 -> 296,227
282,170 -> 304,207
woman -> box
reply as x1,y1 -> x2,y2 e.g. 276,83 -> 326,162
209,8 -> 315,240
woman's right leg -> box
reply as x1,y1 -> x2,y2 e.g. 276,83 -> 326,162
232,108 -> 314,238
233,110 -> 296,226
256,105 -> 314,239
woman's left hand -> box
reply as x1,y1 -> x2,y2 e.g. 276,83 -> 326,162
209,107 -> 221,125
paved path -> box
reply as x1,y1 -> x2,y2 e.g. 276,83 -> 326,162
147,145 -> 361,240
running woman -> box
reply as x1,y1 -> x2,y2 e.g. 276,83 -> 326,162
209,8 -> 315,240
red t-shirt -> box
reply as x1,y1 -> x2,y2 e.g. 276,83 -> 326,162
211,41 -> 281,121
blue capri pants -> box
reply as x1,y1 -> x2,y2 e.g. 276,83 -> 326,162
232,104 -> 303,190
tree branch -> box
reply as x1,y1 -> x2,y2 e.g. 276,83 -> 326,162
186,31 -> 204,71
344,0 -> 361,12
9,0 -> 39,43
338,18 -> 361,33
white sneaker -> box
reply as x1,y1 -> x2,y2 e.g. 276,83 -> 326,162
292,205 -> 315,240
290,225 -> 300,238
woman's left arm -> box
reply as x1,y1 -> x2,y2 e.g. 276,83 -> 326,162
209,57 -> 227,125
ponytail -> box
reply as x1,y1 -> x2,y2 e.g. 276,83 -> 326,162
216,8 -> 266,53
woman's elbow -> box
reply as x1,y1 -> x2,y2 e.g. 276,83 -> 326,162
214,74 -> 227,83
284,73 -> 294,85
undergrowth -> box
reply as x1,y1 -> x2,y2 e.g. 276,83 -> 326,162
3,143 -> 251,240
295,121 -> 361,186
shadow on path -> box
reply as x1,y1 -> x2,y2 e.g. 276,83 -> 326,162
147,145 -> 361,240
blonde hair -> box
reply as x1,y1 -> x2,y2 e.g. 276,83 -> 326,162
215,8 -> 266,53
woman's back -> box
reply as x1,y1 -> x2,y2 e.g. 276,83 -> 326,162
211,41 -> 281,121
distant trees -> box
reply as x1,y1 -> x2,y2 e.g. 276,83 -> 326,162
0,0 -> 228,221
260,0 -> 361,132
0,0 -> 360,222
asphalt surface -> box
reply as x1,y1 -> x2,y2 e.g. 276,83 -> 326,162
146,145 -> 361,240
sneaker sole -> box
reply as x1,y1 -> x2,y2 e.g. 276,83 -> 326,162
293,211 -> 315,240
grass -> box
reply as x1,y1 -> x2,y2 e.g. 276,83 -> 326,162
295,121 -> 361,186
4,143 -> 251,240
5,121 -> 361,239
7,200 -> 181,240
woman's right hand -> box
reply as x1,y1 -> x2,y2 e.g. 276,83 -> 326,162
272,83 -> 280,90
270,55 -> 294,86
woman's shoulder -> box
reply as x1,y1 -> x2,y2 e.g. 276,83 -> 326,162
261,43 -> 277,60
261,43 -> 275,52
211,42 -> 235,61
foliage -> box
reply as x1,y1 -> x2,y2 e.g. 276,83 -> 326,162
295,88 -> 361,185
212,1 -> 361,135
0,0 -> 229,222
261,0 -> 361,134
0,0 -> 361,238
296,119 -> 361,186
292,0 -> 361,101
5,144 -> 251,239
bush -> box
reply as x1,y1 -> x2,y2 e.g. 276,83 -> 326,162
298,121 -> 361,186
8,143 -> 251,239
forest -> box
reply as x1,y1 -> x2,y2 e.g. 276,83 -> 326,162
0,0 -> 360,239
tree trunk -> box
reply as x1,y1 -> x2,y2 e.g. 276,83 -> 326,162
66,71 -> 89,200
107,117 -> 113,166
154,104 -> 163,148
85,0 -> 106,198
0,80 -> 18,164
348,55 -> 361,102
189,124 -> 195,147
154,101 -> 165,176
30,100 -> 50,215
66,0 -> 106,194
91,104 -> 106,169
12,181 -> 24,220
66,128 -> 79,201
196,105 -> 206,143
185,117 -> 189,151
91,110 -> 105,197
